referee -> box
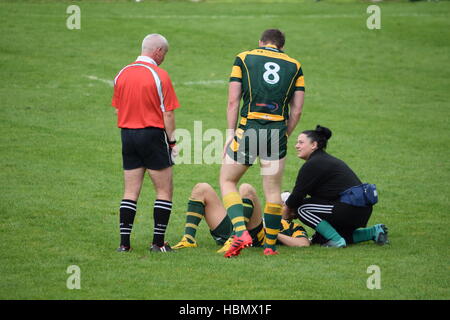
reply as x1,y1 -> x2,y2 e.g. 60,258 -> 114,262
284,125 -> 389,247
112,34 -> 180,252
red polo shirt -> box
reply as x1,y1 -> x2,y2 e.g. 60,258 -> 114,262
112,56 -> 180,129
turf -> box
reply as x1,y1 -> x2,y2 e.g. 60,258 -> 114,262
0,0 -> 449,300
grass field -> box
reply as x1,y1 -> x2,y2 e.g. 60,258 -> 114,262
0,0 -> 449,300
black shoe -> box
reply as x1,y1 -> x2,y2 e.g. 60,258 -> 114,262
150,242 -> 174,253
116,245 -> 132,252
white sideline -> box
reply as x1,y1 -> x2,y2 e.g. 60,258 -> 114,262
85,75 -> 226,87
86,75 -> 113,86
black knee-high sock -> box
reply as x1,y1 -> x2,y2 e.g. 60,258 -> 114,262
120,199 -> 137,247
153,199 -> 172,247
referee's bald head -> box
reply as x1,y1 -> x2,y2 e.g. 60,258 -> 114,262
141,34 -> 169,65
142,34 -> 168,53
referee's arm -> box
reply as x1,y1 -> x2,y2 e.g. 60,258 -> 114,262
163,110 -> 176,142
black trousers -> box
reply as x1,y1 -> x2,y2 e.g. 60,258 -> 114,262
295,197 -> 373,244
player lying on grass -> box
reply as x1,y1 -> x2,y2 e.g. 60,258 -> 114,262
172,183 -> 310,253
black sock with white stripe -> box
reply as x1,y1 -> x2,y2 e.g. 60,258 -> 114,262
152,199 -> 172,247
119,199 -> 137,247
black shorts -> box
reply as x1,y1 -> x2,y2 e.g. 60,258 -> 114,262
226,120 -> 288,166
121,127 -> 173,170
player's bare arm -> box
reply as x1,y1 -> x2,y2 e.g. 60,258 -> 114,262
286,90 -> 304,137
277,233 -> 310,247
223,81 -> 242,157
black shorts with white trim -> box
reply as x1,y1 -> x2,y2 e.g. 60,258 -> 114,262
121,127 -> 173,170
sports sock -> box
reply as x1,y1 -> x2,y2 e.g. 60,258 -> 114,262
242,198 -> 254,223
263,202 -> 282,251
223,192 -> 246,237
119,199 -> 137,247
152,199 -> 172,247
183,199 -> 205,243
352,226 -> 376,243
316,220 -> 345,243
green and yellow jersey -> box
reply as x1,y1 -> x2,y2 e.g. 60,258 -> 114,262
229,45 -> 305,123
250,219 -> 308,247
279,219 -> 308,239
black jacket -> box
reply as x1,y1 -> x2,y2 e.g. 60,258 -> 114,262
286,149 -> 362,208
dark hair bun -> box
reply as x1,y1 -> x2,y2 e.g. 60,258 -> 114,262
315,125 -> 332,140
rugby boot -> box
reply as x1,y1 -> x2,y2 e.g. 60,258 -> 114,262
374,224 -> 389,245
321,238 -> 347,248
150,242 -> 175,253
263,248 -> 279,256
172,236 -> 198,250
224,230 -> 252,258
217,238 -> 233,253
116,245 -> 132,252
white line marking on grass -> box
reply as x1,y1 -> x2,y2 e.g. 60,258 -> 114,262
180,80 -> 227,86
86,75 -> 113,86
8,12 -> 448,20
121,14 -> 279,20
113,13 -> 447,20
85,75 -> 227,87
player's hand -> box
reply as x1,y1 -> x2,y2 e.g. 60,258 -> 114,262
282,205 -> 295,222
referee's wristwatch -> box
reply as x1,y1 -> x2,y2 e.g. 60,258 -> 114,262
168,139 -> 176,148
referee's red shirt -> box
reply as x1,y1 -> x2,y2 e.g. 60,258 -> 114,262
112,56 -> 180,129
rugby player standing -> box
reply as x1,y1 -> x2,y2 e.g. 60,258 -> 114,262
220,29 -> 305,257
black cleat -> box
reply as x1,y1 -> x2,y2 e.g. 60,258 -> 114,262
150,242 -> 175,253
116,245 -> 132,252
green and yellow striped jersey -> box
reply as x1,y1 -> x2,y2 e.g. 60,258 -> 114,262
229,45 -> 305,123
279,219 -> 308,238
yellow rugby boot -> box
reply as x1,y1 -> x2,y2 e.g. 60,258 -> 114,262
172,236 -> 198,249
216,237 -> 233,253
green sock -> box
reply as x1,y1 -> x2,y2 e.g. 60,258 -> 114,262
223,192 -> 246,237
352,227 -> 376,243
183,199 -> 205,243
242,198 -> 254,223
316,220 -> 345,243
264,203 -> 282,250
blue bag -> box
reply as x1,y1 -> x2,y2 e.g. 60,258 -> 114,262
339,183 -> 378,207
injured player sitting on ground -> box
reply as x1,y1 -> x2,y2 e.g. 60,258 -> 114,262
173,182 -> 310,253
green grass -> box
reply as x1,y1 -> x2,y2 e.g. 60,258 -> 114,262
0,0 -> 449,300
